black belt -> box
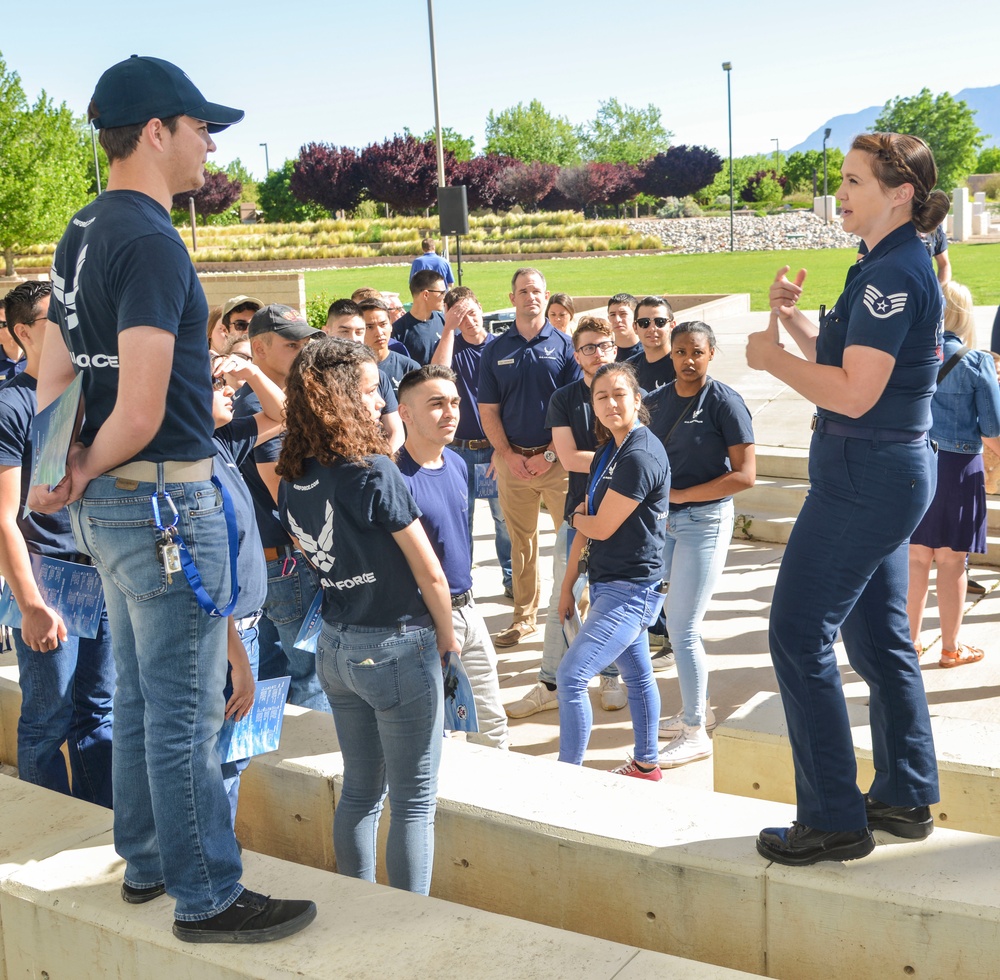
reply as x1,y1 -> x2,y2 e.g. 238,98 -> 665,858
451,589 -> 473,609
812,415 -> 925,444
452,438 -> 491,451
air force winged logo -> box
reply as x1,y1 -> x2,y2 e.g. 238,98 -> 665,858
286,501 -> 335,572
862,284 -> 908,320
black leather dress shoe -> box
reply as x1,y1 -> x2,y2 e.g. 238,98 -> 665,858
121,881 -> 167,904
756,821 -> 875,866
865,795 -> 934,840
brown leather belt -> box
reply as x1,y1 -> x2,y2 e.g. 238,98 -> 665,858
452,438 -> 491,450
263,545 -> 296,562
510,443 -> 548,458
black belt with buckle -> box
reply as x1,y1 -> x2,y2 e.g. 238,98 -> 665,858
453,438 -> 491,451
451,589 -> 473,609
812,415 -> 925,444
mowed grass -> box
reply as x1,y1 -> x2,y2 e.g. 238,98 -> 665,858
306,241 -> 1000,313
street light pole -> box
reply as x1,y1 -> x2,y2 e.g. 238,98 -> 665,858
723,61 -> 733,252
259,142 -> 270,177
822,127 -> 831,224
771,138 -> 780,174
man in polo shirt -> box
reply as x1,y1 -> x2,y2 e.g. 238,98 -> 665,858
359,297 -> 419,390
236,305 -> 324,709
391,270 -> 447,365
409,236 -> 455,287
478,267 -> 581,647
626,296 -> 677,392
608,292 -> 643,362
432,287 -> 513,597
31,55 -> 314,943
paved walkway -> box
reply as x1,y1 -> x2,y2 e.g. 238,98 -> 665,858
475,306 -> 1000,794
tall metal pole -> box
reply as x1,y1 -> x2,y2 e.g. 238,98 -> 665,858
723,62 -> 733,252
259,142 -> 270,177
771,138 -> 780,174
822,128 -> 831,225
427,0 -> 449,262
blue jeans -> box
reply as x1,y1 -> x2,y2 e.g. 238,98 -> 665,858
452,444 -> 512,589
221,623 -> 260,829
70,475 -> 243,921
662,499 -> 735,728
14,608 -> 115,808
556,579 -> 664,766
317,621 -> 443,895
258,554 -> 327,712
540,522 -> 618,684
770,432 -> 940,831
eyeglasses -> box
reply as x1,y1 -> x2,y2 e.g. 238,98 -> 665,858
228,319 -> 252,331
576,341 -> 616,356
425,289 -> 447,296
212,376 -> 229,391
636,317 -> 673,330
386,306 -> 404,313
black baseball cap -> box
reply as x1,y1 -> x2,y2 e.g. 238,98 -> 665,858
248,305 -> 321,341
91,55 -> 244,133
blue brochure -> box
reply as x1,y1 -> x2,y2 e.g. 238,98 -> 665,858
474,462 -> 498,499
0,554 -> 104,639
29,372 -> 83,493
293,588 -> 323,653
217,675 -> 291,764
442,651 -> 478,733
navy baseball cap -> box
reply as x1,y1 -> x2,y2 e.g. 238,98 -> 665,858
248,305 -> 321,341
91,55 -> 244,133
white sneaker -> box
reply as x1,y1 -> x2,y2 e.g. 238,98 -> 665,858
658,705 -> 717,737
658,724 -> 713,769
505,682 -> 559,719
599,675 -> 628,711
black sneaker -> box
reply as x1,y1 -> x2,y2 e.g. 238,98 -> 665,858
865,795 -> 934,840
650,649 -> 676,671
121,881 -> 166,904
756,822 -> 875,866
172,889 -> 317,944
967,578 -> 987,596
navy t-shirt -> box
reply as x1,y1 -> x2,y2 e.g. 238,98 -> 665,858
279,455 -> 426,626
545,378 -> 598,521
586,426 -> 669,584
378,349 -> 421,391
818,222 -> 943,432
450,332 -> 494,441
0,373 -> 77,557
626,350 -> 676,392
646,379 -> 755,506
478,321 -> 581,447
396,447 -> 472,596
616,341 -> 644,362
213,418 -> 267,618
48,190 -> 215,463
377,370 -> 398,416
392,311 -> 445,366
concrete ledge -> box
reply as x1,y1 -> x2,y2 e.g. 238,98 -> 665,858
714,691 -> 1000,837
0,665 -> 18,770
0,777 -> 749,980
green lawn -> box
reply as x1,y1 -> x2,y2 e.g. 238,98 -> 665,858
306,241 -> 1000,313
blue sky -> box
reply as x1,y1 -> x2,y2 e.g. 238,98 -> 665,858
10,0 -> 997,179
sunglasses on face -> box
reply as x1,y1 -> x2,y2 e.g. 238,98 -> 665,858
228,319 -> 252,331
636,317 -> 673,329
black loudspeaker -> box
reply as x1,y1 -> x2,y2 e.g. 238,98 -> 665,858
438,185 -> 469,236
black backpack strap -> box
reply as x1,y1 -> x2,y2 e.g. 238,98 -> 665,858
937,345 -> 970,384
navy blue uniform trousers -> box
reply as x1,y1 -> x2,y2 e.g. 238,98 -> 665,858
769,430 -> 940,831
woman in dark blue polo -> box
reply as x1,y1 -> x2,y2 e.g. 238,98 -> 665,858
746,132 -> 950,865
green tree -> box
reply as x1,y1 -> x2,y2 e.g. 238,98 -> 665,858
0,55 -> 91,275
703,154 -> 770,205
407,126 -> 475,162
484,99 -> 580,165
225,157 -> 258,204
258,159 -> 328,223
873,88 -> 983,192
782,149 -> 844,195
579,98 -> 672,165
975,147 -> 1000,174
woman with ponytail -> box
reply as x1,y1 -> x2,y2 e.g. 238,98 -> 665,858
746,133 -> 948,866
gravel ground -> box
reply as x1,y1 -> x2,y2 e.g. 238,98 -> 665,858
627,211 -> 859,254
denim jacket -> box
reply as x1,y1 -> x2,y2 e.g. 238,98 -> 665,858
929,332 -> 1000,453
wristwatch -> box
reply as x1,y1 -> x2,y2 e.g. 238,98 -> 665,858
543,449 -> 557,463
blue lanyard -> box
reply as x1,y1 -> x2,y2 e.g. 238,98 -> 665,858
587,423 -> 640,516
151,474 -> 240,618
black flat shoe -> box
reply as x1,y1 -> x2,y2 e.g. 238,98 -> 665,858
172,889 -> 317,944
756,821 -> 875,866
865,795 -> 934,840
121,881 -> 166,904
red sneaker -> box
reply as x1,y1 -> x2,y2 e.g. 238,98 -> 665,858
611,759 -> 662,782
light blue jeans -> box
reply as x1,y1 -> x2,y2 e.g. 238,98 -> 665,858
540,522 -> 618,684
452,444 -> 512,590
662,499 -> 735,728
220,623 -> 260,829
259,553 -> 328,712
70,475 -> 243,921
14,608 -> 115,808
556,579 -> 664,766
317,621 -> 443,896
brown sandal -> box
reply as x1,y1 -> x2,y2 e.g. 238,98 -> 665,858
939,645 -> 985,668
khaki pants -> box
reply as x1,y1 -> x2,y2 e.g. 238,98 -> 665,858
495,454 -> 568,625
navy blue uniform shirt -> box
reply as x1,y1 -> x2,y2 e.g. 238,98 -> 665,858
391,310 -> 445,366
450,332 -> 494,442
478,321 -> 581,448
626,350 -> 676,392
545,378 -> 598,521
378,349 -> 421,391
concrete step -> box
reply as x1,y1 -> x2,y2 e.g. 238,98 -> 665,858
0,776 -> 742,980
754,445 -> 810,481
714,690 -> 1000,837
